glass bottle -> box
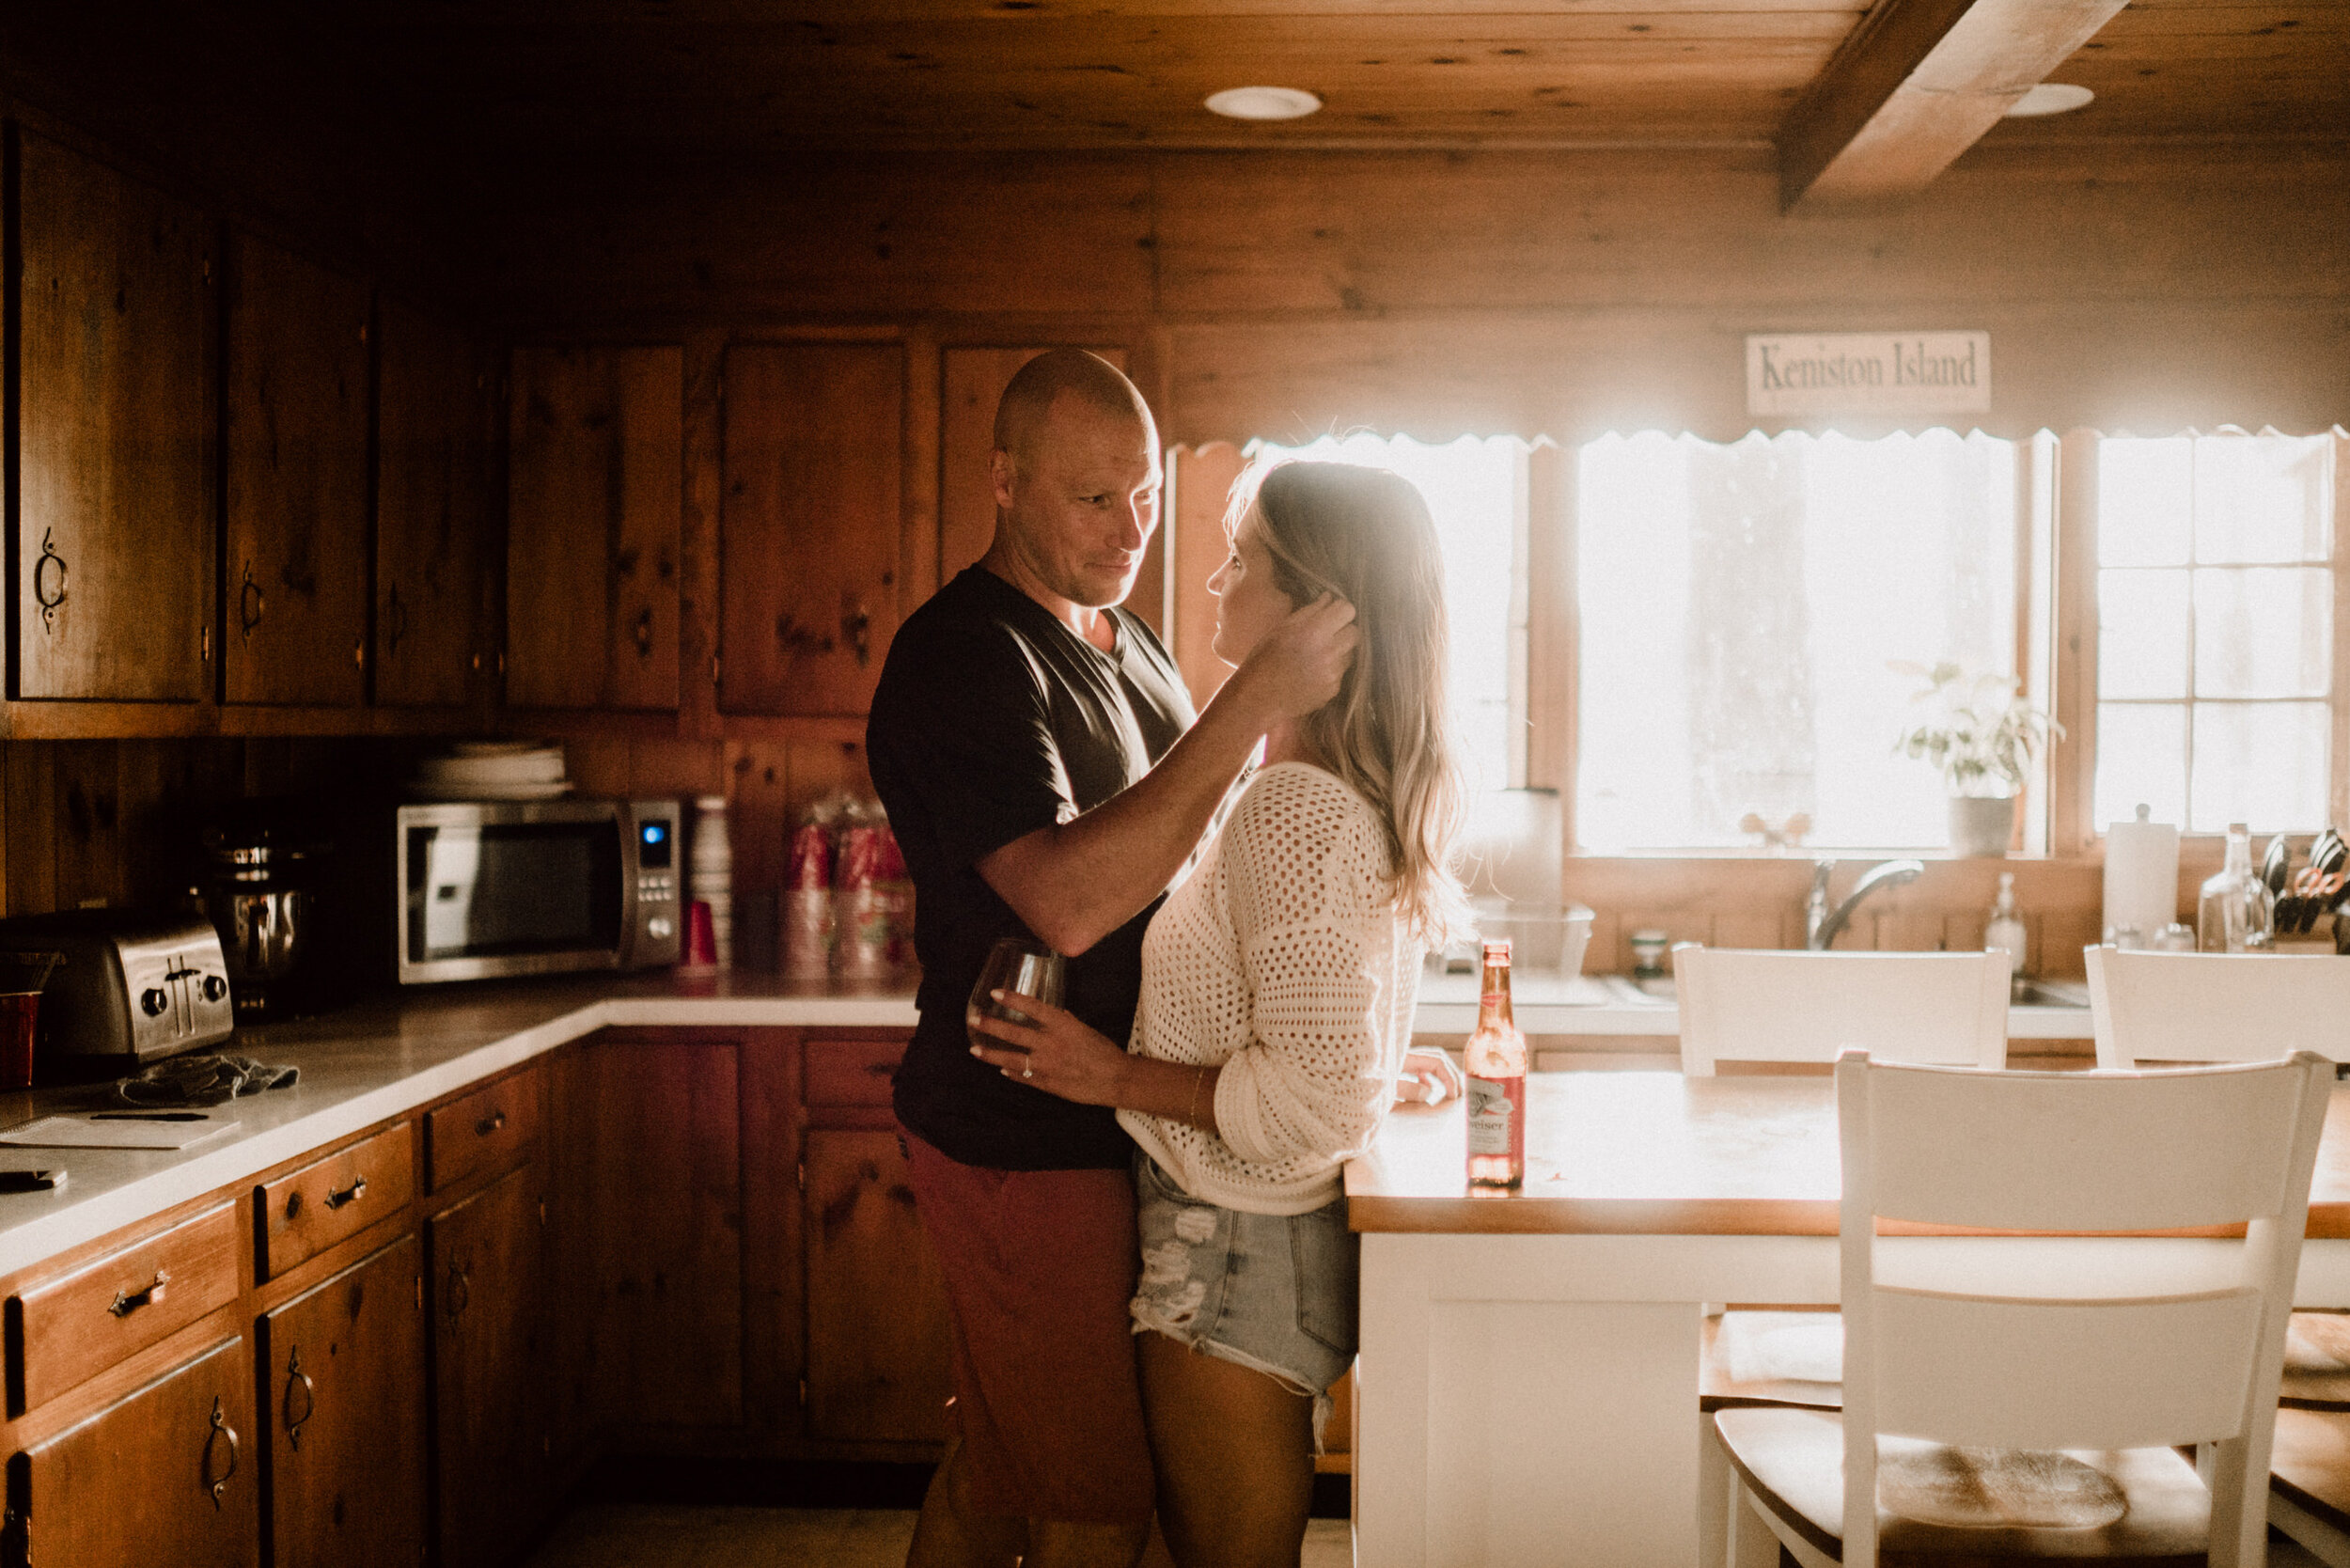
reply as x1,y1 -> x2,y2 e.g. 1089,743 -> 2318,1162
1984,871 -> 2028,997
1465,939 -> 1528,1193
2198,822 -> 2275,954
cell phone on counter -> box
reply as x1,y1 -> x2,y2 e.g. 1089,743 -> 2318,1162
0,1168 -> 61,1193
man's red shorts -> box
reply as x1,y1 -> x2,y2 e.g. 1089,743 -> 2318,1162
902,1127 -> 1154,1525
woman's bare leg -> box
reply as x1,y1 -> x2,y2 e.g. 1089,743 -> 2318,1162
1138,1332 -> 1316,1568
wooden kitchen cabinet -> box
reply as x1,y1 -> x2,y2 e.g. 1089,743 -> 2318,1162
506,345 -> 682,712
376,298 -> 496,710
15,131 -> 216,704
259,1234 -> 427,1568
5,1334 -> 258,1568
428,1163 -> 548,1568
719,341 -> 905,717
801,1127 -> 953,1444
224,233 -> 372,708
552,1035 -> 743,1435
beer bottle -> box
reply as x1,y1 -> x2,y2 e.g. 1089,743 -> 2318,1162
1464,939 -> 1528,1192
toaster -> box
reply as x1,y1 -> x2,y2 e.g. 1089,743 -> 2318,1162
0,911 -> 236,1076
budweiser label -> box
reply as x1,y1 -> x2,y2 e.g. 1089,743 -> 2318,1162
1465,1077 -> 1515,1155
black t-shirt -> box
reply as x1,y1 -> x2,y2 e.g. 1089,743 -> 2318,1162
866,567 -> 1195,1170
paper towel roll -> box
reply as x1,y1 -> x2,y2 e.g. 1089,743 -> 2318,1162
2104,804 -> 2180,945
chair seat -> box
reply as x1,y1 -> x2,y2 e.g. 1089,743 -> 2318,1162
1713,1406 -> 2210,1565
2287,1314 -> 2350,1410
2273,1406 -> 2350,1536
1702,1309 -> 1846,1411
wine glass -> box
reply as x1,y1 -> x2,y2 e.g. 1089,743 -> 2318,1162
967,936 -> 1066,1059
964,940 -> 1067,1062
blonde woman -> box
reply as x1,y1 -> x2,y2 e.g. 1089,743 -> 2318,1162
969,460 -> 1466,1568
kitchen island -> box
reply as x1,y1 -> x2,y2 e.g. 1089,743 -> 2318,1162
1345,1073 -> 2350,1568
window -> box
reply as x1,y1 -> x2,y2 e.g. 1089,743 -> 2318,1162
1576,429 -> 2020,851
1246,434 -> 1530,798
2092,432 -> 2338,834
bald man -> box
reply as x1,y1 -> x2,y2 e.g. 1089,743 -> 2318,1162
867,352 -> 1355,1568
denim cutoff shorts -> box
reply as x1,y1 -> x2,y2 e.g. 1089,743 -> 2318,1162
1130,1152 -> 1359,1445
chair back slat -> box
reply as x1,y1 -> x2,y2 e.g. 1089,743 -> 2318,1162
2088,947 -> 2350,1069
1869,1288 -> 2264,1450
1675,948 -> 2008,1075
1860,1060 -> 2313,1231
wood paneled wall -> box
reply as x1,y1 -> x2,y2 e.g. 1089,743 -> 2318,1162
463,137 -> 2348,968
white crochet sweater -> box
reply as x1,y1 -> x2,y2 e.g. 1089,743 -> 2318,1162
1119,761 -> 1424,1216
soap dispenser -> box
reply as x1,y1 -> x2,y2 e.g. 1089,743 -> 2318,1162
1985,872 -> 2028,998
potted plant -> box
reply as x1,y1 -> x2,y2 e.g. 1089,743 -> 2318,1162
1891,662 -> 2062,856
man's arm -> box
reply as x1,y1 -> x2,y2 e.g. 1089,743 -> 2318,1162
978,595 -> 1355,956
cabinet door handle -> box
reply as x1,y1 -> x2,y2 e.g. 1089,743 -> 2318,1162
283,1346 -> 315,1449
323,1176 -> 368,1211
843,602 -> 871,667
108,1269 -> 170,1318
204,1397 -> 240,1509
239,563 -> 265,640
32,529 -> 68,632
634,606 -> 654,659
476,1109 -> 507,1138
445,1260 -> 471,1320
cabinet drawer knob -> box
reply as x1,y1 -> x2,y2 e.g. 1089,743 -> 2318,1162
204,1397 -> 240,1509
323,1176 -> 368,1211
108,1269 -> 169,1318
476,1109 -> 507,1137
283,1346 -> 316,1449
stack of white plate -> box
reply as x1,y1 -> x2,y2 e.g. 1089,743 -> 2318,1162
408,742 -> 572,802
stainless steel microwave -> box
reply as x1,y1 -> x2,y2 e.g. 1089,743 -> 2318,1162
394,799 -> 683,985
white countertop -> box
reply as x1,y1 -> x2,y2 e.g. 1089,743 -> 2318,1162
0,971 -> 923,1282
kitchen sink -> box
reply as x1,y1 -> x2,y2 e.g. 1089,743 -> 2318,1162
2011,978 -> 2091,1009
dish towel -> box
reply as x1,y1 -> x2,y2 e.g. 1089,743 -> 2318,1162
118,1054 -> 300,1108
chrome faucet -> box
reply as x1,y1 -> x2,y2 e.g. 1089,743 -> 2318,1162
1805,858 -> 1925,949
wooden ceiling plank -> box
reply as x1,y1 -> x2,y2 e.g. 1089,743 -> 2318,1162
1778,0 -> 2135,210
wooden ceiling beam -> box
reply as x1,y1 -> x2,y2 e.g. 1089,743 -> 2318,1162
1777,0 -> 2132,211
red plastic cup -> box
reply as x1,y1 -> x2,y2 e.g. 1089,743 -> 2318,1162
682,900 -> 719,968
0,992 -> 40,1090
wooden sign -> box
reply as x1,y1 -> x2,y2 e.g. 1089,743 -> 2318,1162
1745,331 -> 1991,416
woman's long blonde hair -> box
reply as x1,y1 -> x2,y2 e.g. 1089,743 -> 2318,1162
1233,460 -> 1468,945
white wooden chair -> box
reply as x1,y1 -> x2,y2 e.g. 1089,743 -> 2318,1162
2085,946 -> 2350,1070
1673,947 -> 2010,1076
1715,1049 -> 2333,1568
1681,948 -> 2009,1563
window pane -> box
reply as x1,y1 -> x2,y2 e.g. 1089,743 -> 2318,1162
2099,439 -> 2193,567
2193,566 -> 2332,700
2097,569 -> 2190,700
1578,429 -> 2016,849
2094,703 -> 2187,834
2189,701 -> 2331,834
2193,434 -> 2333,565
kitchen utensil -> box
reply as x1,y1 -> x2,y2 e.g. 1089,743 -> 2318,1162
967,937 -> 1065,1065
2314,827 -> 2347,878
0,1114 -> 234,1150
2264,833 -> 2293,896
0,912 -> 233,1080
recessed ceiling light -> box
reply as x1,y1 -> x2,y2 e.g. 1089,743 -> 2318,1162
2003,83 -> 2094,118
1205,86 -> 1323,121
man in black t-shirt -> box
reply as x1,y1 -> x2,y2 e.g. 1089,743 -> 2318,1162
868,352 -> 1355,1568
